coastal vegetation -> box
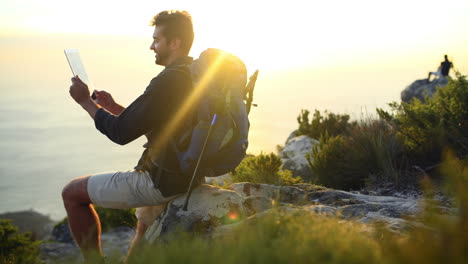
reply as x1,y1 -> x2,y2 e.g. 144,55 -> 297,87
0,219 -> 42,264
231,152 -> 303,186
303,74 -> 467,190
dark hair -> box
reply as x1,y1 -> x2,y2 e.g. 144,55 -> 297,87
150,10 -> 194,53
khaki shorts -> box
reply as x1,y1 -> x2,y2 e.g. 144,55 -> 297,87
87,170 -> 179,225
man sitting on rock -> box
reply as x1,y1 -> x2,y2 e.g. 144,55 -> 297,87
63,10 -> 198,262
427,54 -> 453,82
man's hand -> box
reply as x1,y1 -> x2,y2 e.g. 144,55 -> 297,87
69,76 -> 91,104
94,90 -> 116,110
69,75 -> 101,119
94,90 -> 126,115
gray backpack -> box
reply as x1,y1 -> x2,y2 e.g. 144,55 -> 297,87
177,49 -> 258,209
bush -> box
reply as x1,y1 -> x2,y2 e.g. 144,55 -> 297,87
297,109 -> 356,139
308,119 -> 406,190
377,74 -> 468,167
232,153 -> 303,186
306,75 -> 467,189
57,207 -> 137,233
94,207 -> 137,232
0,219 -> 42,264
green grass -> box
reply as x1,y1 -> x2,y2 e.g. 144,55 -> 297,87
127,210 -> 381,264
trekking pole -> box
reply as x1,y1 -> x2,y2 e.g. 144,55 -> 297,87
183,114 -> 217,211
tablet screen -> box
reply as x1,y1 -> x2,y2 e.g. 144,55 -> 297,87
64,49 -> 94,89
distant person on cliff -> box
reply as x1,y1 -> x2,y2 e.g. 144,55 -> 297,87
63,10 -> 198,262
427,54 -> 453,82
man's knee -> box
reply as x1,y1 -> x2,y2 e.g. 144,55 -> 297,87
62,176 -> 92,206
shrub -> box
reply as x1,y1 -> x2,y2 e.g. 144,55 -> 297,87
377,74 -> 468,167
308,119 -> 406,190
57,207 -> 137,233
232,153 -> 303,186
94,207 -> 137,232
0,219 -> 42,264
297,109 -> 356,139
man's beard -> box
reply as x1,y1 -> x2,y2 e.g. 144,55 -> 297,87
155,52 -> 168,66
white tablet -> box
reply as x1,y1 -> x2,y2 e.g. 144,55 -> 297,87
64,49 -> 94,89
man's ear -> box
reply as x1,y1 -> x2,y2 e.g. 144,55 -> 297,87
169,38 -> 182,51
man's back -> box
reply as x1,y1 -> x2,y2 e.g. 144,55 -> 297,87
440,60 -> 452,76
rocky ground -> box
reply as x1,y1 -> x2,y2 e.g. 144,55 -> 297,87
1,179 -> 456,263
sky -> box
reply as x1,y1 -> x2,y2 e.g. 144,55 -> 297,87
2,0 -> 468,71
1,0 -> 468,153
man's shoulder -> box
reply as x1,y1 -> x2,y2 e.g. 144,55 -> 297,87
145,65 -> 192,94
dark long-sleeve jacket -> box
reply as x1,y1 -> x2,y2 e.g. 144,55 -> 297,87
94,56 -> 195,197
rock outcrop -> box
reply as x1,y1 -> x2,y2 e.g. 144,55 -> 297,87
279,135 -> 319,181
144,185 -> 246,243
0,210 -> 55,241
229,182 -> 307,205
144,182 -> 423,244
401,77 -> 448,103
205,173 -> 232,185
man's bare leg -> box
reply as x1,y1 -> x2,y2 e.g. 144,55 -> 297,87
62,176 -> 103,261
126,204 -> 169,262
126,221 -> 149,260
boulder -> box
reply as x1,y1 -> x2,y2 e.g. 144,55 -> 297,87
285,130 -> 299,145
243,196 -> 274,216
401,78 -> 448,103
305,187 -> 422,231
51,221 -> 73,243
282,204 -> 337,216
205,173 -> 232,186
279,135 -> 319,181
144,185 -> 246,243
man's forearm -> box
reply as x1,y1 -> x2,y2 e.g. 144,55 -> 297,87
109,104 -> 126,116
80,98 -> 102,120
